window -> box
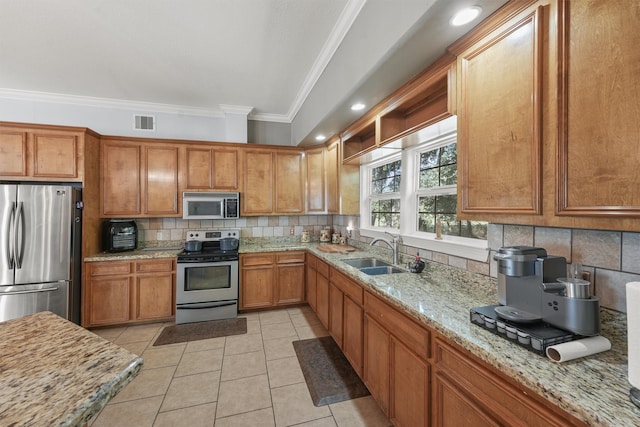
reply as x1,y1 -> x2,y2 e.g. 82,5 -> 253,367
367,158 -> 401,229
359,116 -> 488,262
416,143 -> 487,240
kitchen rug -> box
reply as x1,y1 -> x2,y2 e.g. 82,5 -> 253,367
293,336 -> 370,406
153,317 -> 247,346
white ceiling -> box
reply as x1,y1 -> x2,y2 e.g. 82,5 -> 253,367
0,0 -> 507,145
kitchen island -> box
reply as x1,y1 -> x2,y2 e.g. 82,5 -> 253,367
239,238 -> 639,426
0,311 -> 142,426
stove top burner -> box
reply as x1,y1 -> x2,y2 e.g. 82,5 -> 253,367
178,228 -> 240,263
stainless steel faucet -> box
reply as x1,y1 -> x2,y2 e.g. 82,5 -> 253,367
370,232 -> 401,265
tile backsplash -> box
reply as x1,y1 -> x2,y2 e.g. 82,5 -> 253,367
136,215 -> 638,313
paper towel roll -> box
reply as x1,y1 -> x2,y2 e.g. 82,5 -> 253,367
626,282 -> 640,388
546,336 -> 611,363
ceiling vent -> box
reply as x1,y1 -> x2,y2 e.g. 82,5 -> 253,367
134,114 -> 155,131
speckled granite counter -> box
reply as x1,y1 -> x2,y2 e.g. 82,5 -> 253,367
84,247 -> 183,262
0,311 -> 142,426
240,239 -> 639,426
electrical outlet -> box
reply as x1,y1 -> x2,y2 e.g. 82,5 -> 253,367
289,227 -> 294,235
157,231 -> 163,240
581,271 -> 591,282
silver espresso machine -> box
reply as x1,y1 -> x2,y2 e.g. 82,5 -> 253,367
492,246 -> 600,337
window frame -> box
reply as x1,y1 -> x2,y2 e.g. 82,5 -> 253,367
359,116 -> 489,262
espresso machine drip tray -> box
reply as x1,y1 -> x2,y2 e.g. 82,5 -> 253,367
470,305 -> 580,356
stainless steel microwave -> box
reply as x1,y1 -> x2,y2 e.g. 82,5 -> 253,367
182,192 -> 239,219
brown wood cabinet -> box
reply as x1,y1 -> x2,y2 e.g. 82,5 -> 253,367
240,251 -> 305,310
185,146 -> 239,190
274,151 -> 304,214
315,260 -> 330,329
305,147 -> 325,213
83,258 -> 176,327
302,253 -> 587,425
363,291 -> 430,426
557,0 -> 640,217
431,333 -> 586,426
240,253 -> 275,309
454,2 -> 544,215
329,268 -> 364,375
101,138 -> 180,217
0,122 -> 92,181
241,148 -> 304,216
275,252 -> 306,305
306,253 -> 318,311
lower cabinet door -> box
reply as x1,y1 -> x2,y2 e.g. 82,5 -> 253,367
316,273 -> 330,329
343,295 -> 363,376
275,263 -> 305,305
135,273 -> 174,321
432,371 -> 500,427
306,264 -> 317,311
391,337 -> 429,427
329,284 -> 344,347
87,276 -> 131,326
241,266 -> 274,309
364,314 -> 390,415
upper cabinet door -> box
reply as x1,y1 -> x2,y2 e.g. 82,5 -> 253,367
242,149 -> 274,215
456,6 -> 544,215
274,151 -> 304,214
185,146 -> 239,191
557,0 -> 640,216
101,141 -> 142,216
144,145 -> 179,216
306,147 -> 325,213
0,129 -> 28,177
32,132 -> 79,178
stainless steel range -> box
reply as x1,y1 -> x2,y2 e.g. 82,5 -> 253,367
176,229 -> 239,324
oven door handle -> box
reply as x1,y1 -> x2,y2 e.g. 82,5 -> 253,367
176,301 -> 237,310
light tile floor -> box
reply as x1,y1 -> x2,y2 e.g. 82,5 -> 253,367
89,306 -> 391,427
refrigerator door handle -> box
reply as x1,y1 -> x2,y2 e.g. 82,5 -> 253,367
14,202 -> 24,269
5,202 -> 15,269
0,285 -> 60,296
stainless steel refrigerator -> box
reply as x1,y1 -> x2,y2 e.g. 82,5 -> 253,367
0,184 -> 82,323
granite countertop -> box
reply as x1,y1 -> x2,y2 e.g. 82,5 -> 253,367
240,239 -> 639,426
84,246 -> 183,262
0,311 -> 142,426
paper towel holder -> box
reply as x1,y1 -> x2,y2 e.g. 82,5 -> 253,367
630,388 -> 640,408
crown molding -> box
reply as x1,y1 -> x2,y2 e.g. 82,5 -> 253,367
219,104 -> 254,116
284,0 -> 366,122
0,88 -> 227,118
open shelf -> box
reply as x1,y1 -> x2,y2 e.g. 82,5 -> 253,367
379,74 -> 449,146
342,120 -> 377,163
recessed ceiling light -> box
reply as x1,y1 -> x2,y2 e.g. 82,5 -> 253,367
351,103 -> 365,111
315,134 -> 326,141
450,6 -> 482,26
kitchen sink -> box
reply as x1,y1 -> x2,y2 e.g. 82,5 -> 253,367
342,257 -> 392,268
359,266 -> 404,276
342,258 -> 404,275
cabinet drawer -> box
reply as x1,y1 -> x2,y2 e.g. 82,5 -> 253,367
317,260 -> 329,278
90,261 -> 132,276
136,259 -> 174,273
276,251 -> 305,264
365,291 -> 429,359
330,268 -> 363,305
241,254 -> 274,266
